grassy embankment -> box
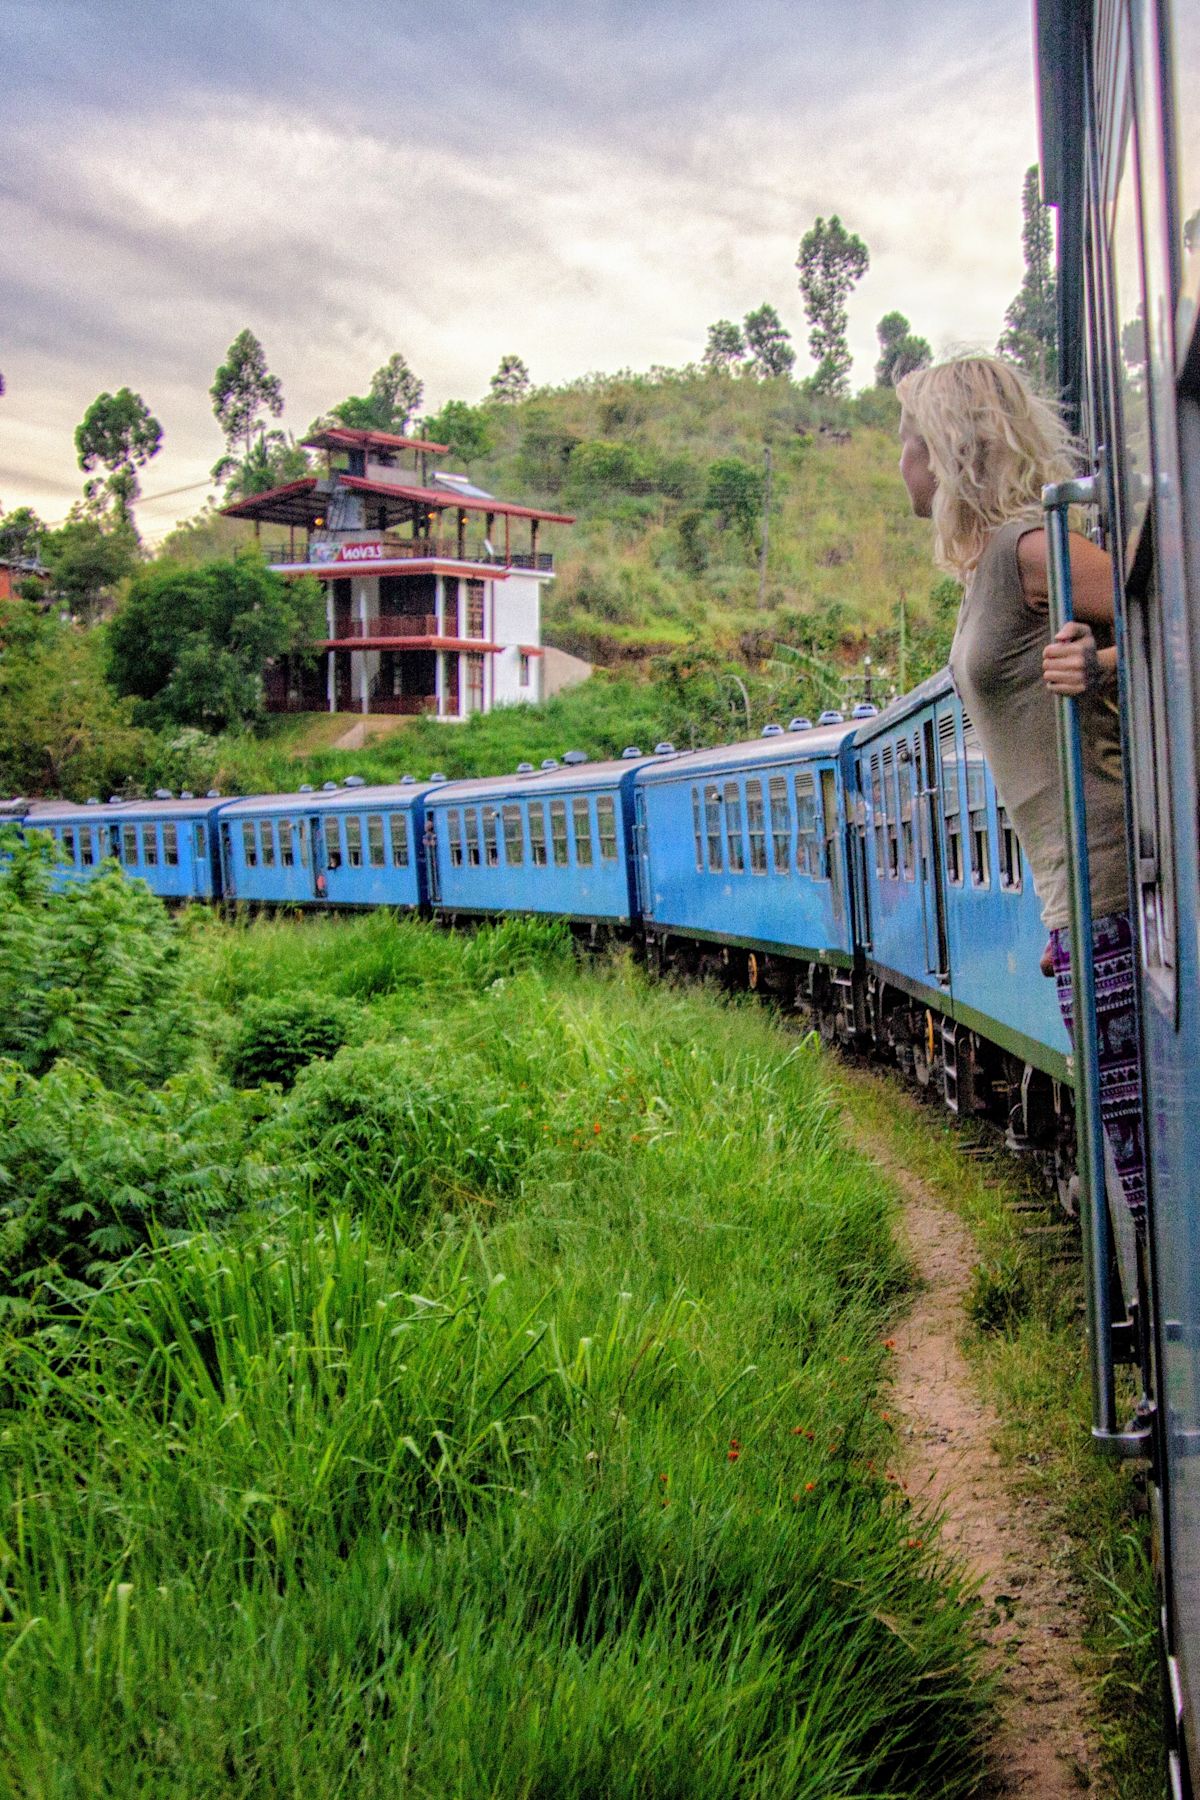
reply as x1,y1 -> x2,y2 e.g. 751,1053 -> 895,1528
0,844 -> 992,1797
826,1064 -> 1164,1800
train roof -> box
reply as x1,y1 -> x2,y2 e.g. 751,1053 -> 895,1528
217,780 -> 442,817
422,752 -> 664,803
634,721 -> 855,786
851,668 -> 955,745
23,794 -> 230,823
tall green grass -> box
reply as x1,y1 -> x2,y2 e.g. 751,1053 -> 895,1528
0,914 -> 991,1795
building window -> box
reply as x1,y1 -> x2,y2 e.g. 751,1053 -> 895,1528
963,719 -> 989,887
769,775 -> 791,875
367,814 -> 386,868
938,715 -> 963,885
519,653 -> 532,688
572,796 -> 594,866
483,805 -> 500,867
723,781 -> 745,873
345,816 -> 363,868
466,580 -> 485,637
259,821 -> 276,868
596,795 -> 618,861
278,819 -> 295,868
390,813 -> 409,868
998,804 -> 1022,891
691,787 -> 704,870
448,808 -> 464,868
550,799 -> 569,865
466,653 -> 485,714
529,802 -> 548,865
241,821 -> 258,868
704,784 -> 723,871
745,779 -> 767,874
794,771 -> 817,877
465,806 -> 483,867
323,817 -> 343,870
502,803 -> 524,865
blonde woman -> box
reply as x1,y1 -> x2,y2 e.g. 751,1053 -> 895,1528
895,355 -> 1144,1227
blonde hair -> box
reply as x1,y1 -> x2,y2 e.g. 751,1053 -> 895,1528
895,355 -> 1077,581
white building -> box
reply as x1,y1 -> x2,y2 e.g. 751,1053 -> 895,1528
222,426 -> 574,719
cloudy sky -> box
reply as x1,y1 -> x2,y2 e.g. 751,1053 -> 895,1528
2,0 -> 1041,545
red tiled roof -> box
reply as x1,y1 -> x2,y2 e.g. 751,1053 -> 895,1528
302,426 -> 450,454
340,475 -> 574,525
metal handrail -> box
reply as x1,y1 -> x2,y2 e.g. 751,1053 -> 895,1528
1042,475 -> 1149,1457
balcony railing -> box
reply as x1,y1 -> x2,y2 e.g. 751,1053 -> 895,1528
262,536 -> 554,574
326,614 -> 439,640
366,694 -> 437,715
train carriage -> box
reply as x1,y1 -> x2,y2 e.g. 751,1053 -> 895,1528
423,752 -> 654,929
216,781 -> 434,909
19,795 -> 225,901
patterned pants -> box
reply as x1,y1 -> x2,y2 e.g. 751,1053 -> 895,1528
1049,910 -> 1147,1229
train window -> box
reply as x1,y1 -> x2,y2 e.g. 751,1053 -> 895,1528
389,814 -> 409,868
323,816 -> 342,871
704,784 -> 723,872
937,716 -> 963,885
1109,107 -> 1152,553
345,817 -> 363,868
819,769 -> 839,890
242,821 -> 258,868
259,821 -> 277,869
193,823 -> 207,864
473,807 -> 491,867
529,802 -> 548,866
141,825 -> 159,868
572,796 -> 594,866
502,803 -> 524,866
482,806 -> 503,867
278,819 -> 294,868
80,829 -> 95,867
997,804 -> 1022,892
769,775 -> 790,874
691,787 -> 704,870
745,780 -> 767,873
550,800 -> 569,866
882,746 -> 899,878
366,814 -> 386,868
597,795 -> 618,862
869,753 -> 885,875
297,820 -> 310,868
60,827 -> 76,864
962,720 -> 989,888
448,808 -> 464,868
162,823 -> 179,867
723,781 -> 745,872
899,747 -> 915,880
115,824 -> 134,865
794,771 -> 817,876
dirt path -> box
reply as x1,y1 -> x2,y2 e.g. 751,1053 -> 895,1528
847,1108 -> 1098,1796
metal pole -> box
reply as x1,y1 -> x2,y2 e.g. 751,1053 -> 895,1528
1042,475 -> 1118,1441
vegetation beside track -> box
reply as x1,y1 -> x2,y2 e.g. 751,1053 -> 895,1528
825,1063 -> 1164,1800
0,851 -> 993,1797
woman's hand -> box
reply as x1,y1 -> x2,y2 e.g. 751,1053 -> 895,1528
1043,620 -> 1105,696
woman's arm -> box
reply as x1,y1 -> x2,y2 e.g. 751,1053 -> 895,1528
1016,527 -> 1119,697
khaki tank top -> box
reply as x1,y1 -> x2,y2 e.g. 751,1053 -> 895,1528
947,518 -> 1128,931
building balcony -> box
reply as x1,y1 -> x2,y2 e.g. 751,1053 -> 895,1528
262,535 -> 554,574
327,614 -> 440,640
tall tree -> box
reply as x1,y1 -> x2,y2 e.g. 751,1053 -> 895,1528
215,431 -> 310,501
702,320 -> 746,371
40,514 -> 138,622
421,400 -> 494,462
325,353 -> 424,435
489,354 -> 531,403
796,215 -> 870,395
74,388 -> 162,525
742,305 -> 795,378
0,505 -> 44,565
210,330 -> 284,485
874,311 -> 932,387
998,166 -> 1057,388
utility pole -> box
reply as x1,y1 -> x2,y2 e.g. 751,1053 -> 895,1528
758,445 -> 772,608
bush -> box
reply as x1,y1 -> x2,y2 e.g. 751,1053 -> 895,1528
227,993 -> 354,1088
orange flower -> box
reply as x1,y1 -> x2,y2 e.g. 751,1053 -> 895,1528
593,1122 -> 602,1134
729,1438 -> 741,1451
659,1473 -> 668,1484
727,1449 -> 740,1462
883,1338 -> 896,1352
805,1481 -> 815,1492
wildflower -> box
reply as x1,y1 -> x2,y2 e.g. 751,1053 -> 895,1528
883,1338 -> 896,1352
791,1492 -> 800,1504
827,1443 -> 838,1454
880,1411 -> 890,1422
593,1122 -> 602,1135
906,1536 -> 924,1550
729,1438 -> 741,1451
727,1449 -> 740,1463
659,1473 -> 668,1484
805,1481 -> 815,1492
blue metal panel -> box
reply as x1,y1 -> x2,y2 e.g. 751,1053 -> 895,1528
216,787 -> 431,909
21,800 -> 225,902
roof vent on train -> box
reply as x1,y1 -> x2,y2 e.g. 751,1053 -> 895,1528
620,746 -> 642,759
153,789 -> 173,800
107,795 -> 125,804
343,774 -> 366,788
654,742 -> 675,755
562,750 -> 588,765
788,717 -> 813,732
760,724 -> 784,737
516,761 -> 535,774
206,789 -> 223,798
400,775 -> 416,785
180,790 -> 194,800
322,781 -> 339,791
299,784 -> 314,793
540,758 -> 560,771
850,703 -> 878,719
817,710 -> 844,725
429,773 -> 448,784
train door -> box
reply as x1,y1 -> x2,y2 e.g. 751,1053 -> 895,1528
217,822 -> 236,900
633,790 -> 652,918
819,768 -> 843,926
918,719 -> 950,984
310,815 -> 330,902
424,813 -> 441,906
